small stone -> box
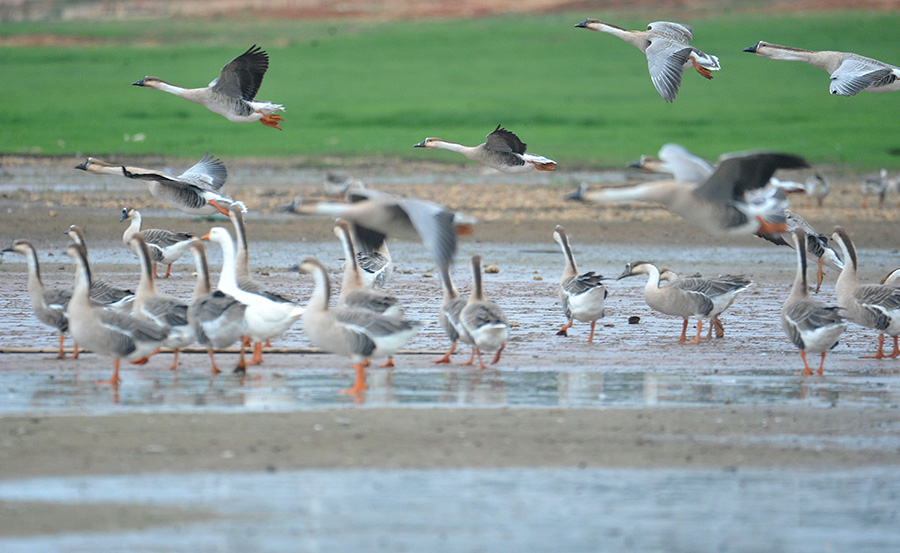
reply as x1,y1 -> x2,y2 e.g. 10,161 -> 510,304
628,316 -> 641,324
533,275 -> 543,281
484,265 -> 500,274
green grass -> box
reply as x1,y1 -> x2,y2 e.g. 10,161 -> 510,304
2,12 -> 900,169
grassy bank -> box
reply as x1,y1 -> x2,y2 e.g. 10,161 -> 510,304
1,12 -> 899,168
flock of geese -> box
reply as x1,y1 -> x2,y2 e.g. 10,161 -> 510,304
5,17 -> 900,391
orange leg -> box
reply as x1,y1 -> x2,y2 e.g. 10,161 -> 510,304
338,363 -> 367,394
460,349 -> 477,366
96,358 -> 122,386
887,335 -> 900,358
556,321 -> 573,337
686,320 -> 703,344
587,321 -> 597,342
815,258 -> 824,294
433,343 -> 456,364
56,335 -> 66,359
153,263 -> 159,279
474,349 -> 488,370
756,215 -> 788,235
491,344 -> 505,365
678,319 -> 689,343
248,342 -> 264,365
163,264 -> 173,279
816,352 -> 828,375
130,348 -> 160,365
380,356 -> 395,368
797,350 -> 813,376
208,350 -> 221,374
863,334 -> 887,359
207,200 -> 230,216
234,342 -> 248,373
713,316 -> 725,338
259,113 -> 284,130
164,349 -> 180,371
692,57 -> 713,79
534,162 -> 556,171
72,342 -> 80,360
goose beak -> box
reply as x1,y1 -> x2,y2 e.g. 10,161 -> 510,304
74,160 -> 88,171
131,78 -> 146,87
200,232 -> 211,241
574,19 -> 589,28
626,158 -> 642,169
743,43 -> 759,53
413,140 -> 427,148
118,212 -> 128,222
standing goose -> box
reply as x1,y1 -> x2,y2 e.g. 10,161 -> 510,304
568,151 -> 808,236
202,227 -> 304,370
3,240 -> 74,359
618,261 -> 751,343
756,209 -> 843,293
861,169 -> 888,210
282,189 -> 461,274
433,264 -> 473,364
129,235 -> 196,371
121,207 -> 196,279
460,255 -> 510,369
743,41 -> 900,96
832,226 -> 900,359
187,241 -> 247,374
63,244 -> 169,386
293,257 -> 422,395
229,206 -> 266,295
782,228 -> 847,375
656,268 -> 741,338
132,45 -> 284,129
552,226 -> 608,342
575,19 -> 721,102
805,173 -> 830,209
414,125 -> 556,172
65,225 -> 135,311
75,154 -> 245,216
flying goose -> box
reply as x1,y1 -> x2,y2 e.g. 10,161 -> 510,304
568,151 -> 808,236
129,235 -> 196,371
282,189 -> 462,274
756,209 -> 844,293
552,225 -> 608,342
120,207 -> 196,278
65,225 -> 135,311
324,172 -> 365,199
132,45 -> 285,129
63,244 -> 169,386
202,227 -> 304,370
782,228 -> 847,375
575,19 -> 720,102
293,257 -> 422,395
618,261 -> 751,343
627,143 -> 714,183
187,241 -> 247,374
414,125 -> 556,172
804,173 -> 830,209
832,226 -> 900,359
433,264 -> 473,364
743,41 -> 900,96
2,240 -> 74,359
460,255 -> 510,368
75,153 -> 245,216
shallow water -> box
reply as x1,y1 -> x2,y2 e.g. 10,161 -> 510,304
0,466 -> 897,552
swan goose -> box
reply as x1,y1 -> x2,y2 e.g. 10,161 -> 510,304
656,268 -> 732,338
575,19 -> 720,102
2,240 -> 74,359
415,125 -> 556,173
63,244 -> 169,386
618,261 -> 751,343
460,255 -> 510,368
353,224 -> 393,290
229,206 -> 267,295
804,173 -> 830,209
132,45 -> 284,129
75,153 -> 245,216
202,227 -> 304,370
569,151 -> 808,236
743,41 -> 900,96
129,235 -> 196,371
833,226 -> 900,359
293,257 -> 422,395
187,241 -> 247,374
120,207 -> 196,279
782,228 -> 847,375
282,189 -> 461,274
65,225 -> 135,311
861,169 -> 888,210
627,143 -> 715,184
552,225 -> 608,342
434,264 -> 473,364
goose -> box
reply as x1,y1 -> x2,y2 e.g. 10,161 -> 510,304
861,169 -> 888,210
64,225 -> 134,311
460,255 -> 510,368
832,226 -> 900,359
187,241 -> 247,374
414,125 -> 556,172
617,261 -> 751,343
655,267 -> 752,340
202,227 -> 304,370
2,240 -> 74,359
880,269 -> 900,287
743,41 -> 900,96
128,235 -> 196,371
132,45 -> 284,129
282,189 -> 461,273
627,143 -> 714,183
75,153 -> 245,216
324,172 -> 365,199
568,151 -> 808,236
433,264 -> 473,364
120,207 -> 196,278
805,173 -> 830,209
63,244 -> 169,386
552,225 -> 608,342
353,224 -> 393,290
575,19 -> 720,102
782,228 -> 847,375
228,206 -> 266,295
756,209 -> 843,293
292,257 -> 422,394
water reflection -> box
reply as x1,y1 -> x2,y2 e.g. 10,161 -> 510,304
4,361 -> 899,414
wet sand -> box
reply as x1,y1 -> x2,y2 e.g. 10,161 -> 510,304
1,156 -> 899,539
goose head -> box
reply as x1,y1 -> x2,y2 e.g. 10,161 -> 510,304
617,261 -> 656,280
132,76 -> 165,89
414,137 -> 444,149
574,18 -> 601,30
120,206 -> 139,223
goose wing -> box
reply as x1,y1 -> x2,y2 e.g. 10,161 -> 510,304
396,198 -> 457,273
647,21 -> 693,41
562,271 -> 607,297
830,59 -> 894,96
694,152 -> 809,202
176,152 -> 227,191
142,229 -> 195,248
646,43 -> 691,102
484,125 -> 527,155
210,45 -> 269,101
